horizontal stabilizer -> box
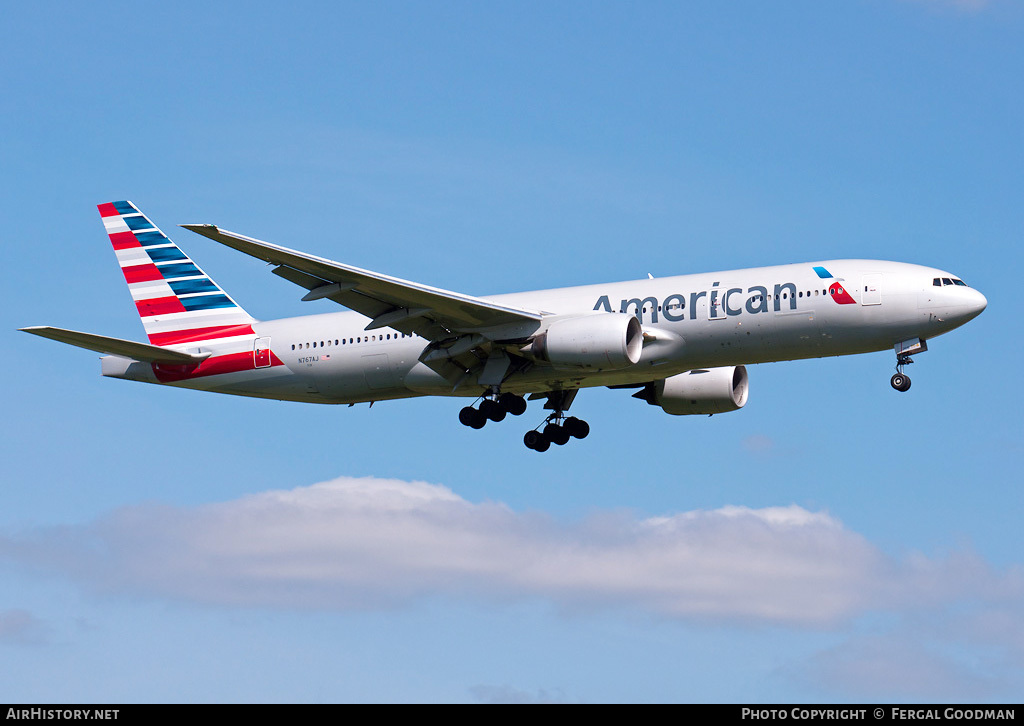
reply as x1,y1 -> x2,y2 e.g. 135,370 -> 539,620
20,326 -> 210,364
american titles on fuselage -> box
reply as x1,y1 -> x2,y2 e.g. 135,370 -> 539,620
592,279 -> 856,323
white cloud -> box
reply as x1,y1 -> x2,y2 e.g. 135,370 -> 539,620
1,477 -> 1022,632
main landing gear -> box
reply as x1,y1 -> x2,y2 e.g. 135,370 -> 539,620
523,414 -> 590,452
458,391 -> 528,429
458,389 -> 591,451
523,390 -> 589,452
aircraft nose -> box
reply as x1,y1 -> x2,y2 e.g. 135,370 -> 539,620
959,287 -> 987,322
968,288 -> 987,316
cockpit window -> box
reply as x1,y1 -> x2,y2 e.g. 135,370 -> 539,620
953,279 -> 967,286
942,278 -> 954,286
933,278 -> 941,286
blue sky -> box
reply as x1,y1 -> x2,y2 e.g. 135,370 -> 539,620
1,0 -> 1022,703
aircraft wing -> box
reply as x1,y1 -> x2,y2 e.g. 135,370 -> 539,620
20,326 -> 210,364
181,225 -> 543,342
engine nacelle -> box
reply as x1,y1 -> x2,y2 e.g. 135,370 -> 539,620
639,366 -> 749,415
531,313 -> 643,370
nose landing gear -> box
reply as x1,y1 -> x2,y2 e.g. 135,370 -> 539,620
890,338 -> 926,392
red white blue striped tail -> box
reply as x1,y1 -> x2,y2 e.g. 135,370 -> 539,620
98,201 -> 257,347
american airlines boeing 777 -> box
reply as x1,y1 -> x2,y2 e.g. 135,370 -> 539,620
22,201 -> 987,451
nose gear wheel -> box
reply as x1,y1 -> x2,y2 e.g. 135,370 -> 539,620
891,354 -> 914,392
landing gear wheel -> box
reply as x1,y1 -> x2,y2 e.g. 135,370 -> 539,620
563,417 -> 590,439
544,423 -> 571,446
479,399 -> 506,422
499,392 -> 527,416
890,373 -> 911,392
459,406 -> 486,429
524,430 -> 550,452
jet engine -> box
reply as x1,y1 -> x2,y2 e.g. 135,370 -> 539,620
635,366 -> 749,415
530,313 -> 643,370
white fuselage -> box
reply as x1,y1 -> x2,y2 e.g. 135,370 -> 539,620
107,259 -> 987,404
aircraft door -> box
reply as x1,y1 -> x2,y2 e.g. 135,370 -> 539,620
362,353 -> 399,390
702,283 -> 741,321
862,274 -> 882,306
254,337 -> 272,368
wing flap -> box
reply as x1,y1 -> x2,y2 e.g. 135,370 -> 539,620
182,224 -> 543,341
20,326 -> 211,364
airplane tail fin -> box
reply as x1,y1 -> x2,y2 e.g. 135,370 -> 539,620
98,201 -> 257,346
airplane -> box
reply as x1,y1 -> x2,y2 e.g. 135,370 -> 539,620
21,201 -> 987,452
